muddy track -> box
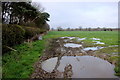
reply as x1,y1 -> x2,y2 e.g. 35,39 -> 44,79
31,37 -> 118,78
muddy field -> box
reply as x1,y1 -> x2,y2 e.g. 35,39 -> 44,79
31,37 -> 119,78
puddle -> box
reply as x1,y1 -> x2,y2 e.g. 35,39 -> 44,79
67,37 -> 76,39
61,37 -> 76,39
83,47 -> 104,51
77,38 -> 86,41
109,45 -> 118,47
38,36 -> 42,40
93,41 -> 105,44
64,43 -> 82,48
112,52 -> 118,55
42,56 -> 117,78
91,38 -> 101,40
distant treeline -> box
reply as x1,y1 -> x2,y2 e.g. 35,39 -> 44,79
51,27 -> 119,31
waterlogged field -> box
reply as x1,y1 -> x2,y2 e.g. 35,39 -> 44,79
44,31 -> 118,45
3,31 -> 119,78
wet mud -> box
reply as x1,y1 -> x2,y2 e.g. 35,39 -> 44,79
31,37 -> 119,78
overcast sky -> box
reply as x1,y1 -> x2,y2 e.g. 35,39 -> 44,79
32,1 -> 118,29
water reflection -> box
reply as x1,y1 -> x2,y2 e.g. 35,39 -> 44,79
42,56 -> 117,78
93,41 -> 105,44
91,38 -> 101,40
64,43 -> 82,48
83,47 -> 104,51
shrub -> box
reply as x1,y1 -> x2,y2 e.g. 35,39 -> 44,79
22,26 -> 42,39
2,24 -> 25,53
21,22 -> 36,27
36,23 -> 50,32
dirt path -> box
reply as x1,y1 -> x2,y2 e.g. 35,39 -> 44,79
31,37 -> 118,78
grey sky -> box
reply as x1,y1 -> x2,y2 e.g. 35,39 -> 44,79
32,1 -> 118,29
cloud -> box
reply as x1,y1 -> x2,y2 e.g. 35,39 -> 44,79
34,2 -> 118,29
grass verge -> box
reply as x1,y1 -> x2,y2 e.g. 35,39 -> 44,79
3,40 -> 46,78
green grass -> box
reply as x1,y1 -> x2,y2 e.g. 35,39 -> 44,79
3,31 -> 119,78
3,40 -> 46,78
44,31 -> 118,45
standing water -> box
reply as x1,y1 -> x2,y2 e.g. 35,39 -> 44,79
83,47 -> 104,51
91,38 -> 101,40
77,38 -> 86,41
93,41 -> 105,44
64,43 -> 82,48
41,56 -> 117,78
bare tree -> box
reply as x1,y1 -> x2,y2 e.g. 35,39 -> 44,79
31,2 -> 45,12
